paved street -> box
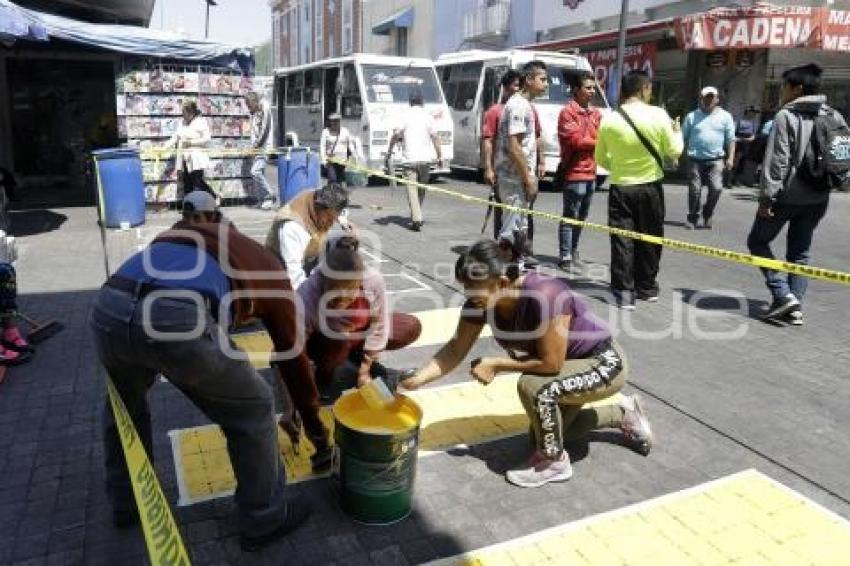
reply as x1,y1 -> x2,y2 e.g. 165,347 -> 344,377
1,173 -> 849,565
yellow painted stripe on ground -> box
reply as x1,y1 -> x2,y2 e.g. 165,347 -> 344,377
409,307 -> 493,349
169,374 -> 622,505
231,307 -> 491,369
426,469 -> 850,566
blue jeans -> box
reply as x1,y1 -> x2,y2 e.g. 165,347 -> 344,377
251,156 -> 274,201
559,180 -> 595,259
90,286 -> 287,537
746,201 -> 828,302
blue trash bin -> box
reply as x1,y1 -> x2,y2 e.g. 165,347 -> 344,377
278,148 -> 320,204
92,148 -> 146,228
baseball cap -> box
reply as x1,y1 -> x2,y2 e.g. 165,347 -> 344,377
701,86 -> 719,97
182,191 -> 219,214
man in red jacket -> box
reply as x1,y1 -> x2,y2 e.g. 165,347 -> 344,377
557,71 -> 602,273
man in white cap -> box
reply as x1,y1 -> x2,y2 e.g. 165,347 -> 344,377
90,189 -> 319,551
320,113 -> 359,183
681,86 -> 736,230
182,190 -> 222,224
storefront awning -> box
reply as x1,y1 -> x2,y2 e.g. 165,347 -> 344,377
372,7 -> 414,36
0,1 -> 47,42
675,3 -> 850,52
522,19 -> 674,51
0,0 -> 253,71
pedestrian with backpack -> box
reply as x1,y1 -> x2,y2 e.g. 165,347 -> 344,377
747,63 -> 850,326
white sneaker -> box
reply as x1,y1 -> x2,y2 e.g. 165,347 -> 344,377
260,199 -> 275,210
505,451 -> 573,488
622,394 -> 653,456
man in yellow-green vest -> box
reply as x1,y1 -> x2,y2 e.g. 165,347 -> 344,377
595,71 -> 683,310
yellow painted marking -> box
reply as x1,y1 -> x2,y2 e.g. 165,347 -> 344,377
426,469 -> 850,566
169,374 -> 622,505
230,307 -> 492,369
409,307 -> 493,349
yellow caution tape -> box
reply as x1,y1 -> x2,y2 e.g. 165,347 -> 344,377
99,146 -> 850,286
327,156 -> 850,287
107,377 -> 192,565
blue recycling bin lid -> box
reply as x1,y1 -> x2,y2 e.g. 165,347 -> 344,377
91,147 -> 141,160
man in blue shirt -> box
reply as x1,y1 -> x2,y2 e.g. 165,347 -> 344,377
682,86 -> 736,229
91,192 -> 314,551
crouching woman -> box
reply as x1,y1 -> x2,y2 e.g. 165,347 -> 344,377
402,239 -> 653,488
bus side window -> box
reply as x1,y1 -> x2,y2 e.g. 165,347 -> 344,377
342,63 -> 362,119
305,69 -> 321,105
449,62 -> 483,112
286,72 -> 304,105
481,67 -> 498,111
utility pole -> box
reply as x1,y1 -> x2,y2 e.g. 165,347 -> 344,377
614,0 -> 629,106
205,0 -> 218,39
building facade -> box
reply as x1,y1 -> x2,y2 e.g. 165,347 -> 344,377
528,0 -> 850,120
362,0 -> 434,58
361,0 -> 534,59
432,0 -> 535,57
270,0 -> 363,68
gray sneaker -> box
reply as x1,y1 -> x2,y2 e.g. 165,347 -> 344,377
622,395 -> 653,456
506,451 -> 573,488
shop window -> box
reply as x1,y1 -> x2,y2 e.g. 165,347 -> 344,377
396,28 -> 408,57
304,69 -> 321,105
341,63 -> 362,119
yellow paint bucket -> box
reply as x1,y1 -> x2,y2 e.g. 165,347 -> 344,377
332,390 -> 423,524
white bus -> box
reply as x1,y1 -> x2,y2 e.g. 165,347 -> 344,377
435,49 -> 608,176
273,54 -> 453,174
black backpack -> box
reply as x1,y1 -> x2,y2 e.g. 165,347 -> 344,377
797,107 -> 850,191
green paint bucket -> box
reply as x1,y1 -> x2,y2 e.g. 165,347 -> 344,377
332,390 -> 423,525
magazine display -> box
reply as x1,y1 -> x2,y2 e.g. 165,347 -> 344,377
117,67 -> 257,202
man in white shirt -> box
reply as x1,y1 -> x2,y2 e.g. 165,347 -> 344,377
495,61 -> 548,266
387,91 -> 442,232
245,92 -> 275,210
265,183 -> 351,289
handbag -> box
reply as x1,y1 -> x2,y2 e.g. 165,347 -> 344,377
617,107 -> 677,172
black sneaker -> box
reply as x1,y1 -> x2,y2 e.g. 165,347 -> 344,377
240,499 -> 312,552
410,221 -> 423,232
636,291 -> 659,303
310,445 -> 333,472
557,257 -> 573,272
614,291 -> 635,311
764,293 -> 800,320
702,217 -> 713,230
785,309 -> 804,326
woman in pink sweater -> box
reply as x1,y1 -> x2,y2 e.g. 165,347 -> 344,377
297,236 -> 421,389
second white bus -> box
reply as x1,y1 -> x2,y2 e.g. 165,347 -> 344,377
435,49 -> 608,176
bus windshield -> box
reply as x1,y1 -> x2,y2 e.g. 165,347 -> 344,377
362,64 -> 444,104
535,64 -> 607,107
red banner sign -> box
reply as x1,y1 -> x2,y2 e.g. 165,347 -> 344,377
676,4 -> 850,52
585,42 -> 658,92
